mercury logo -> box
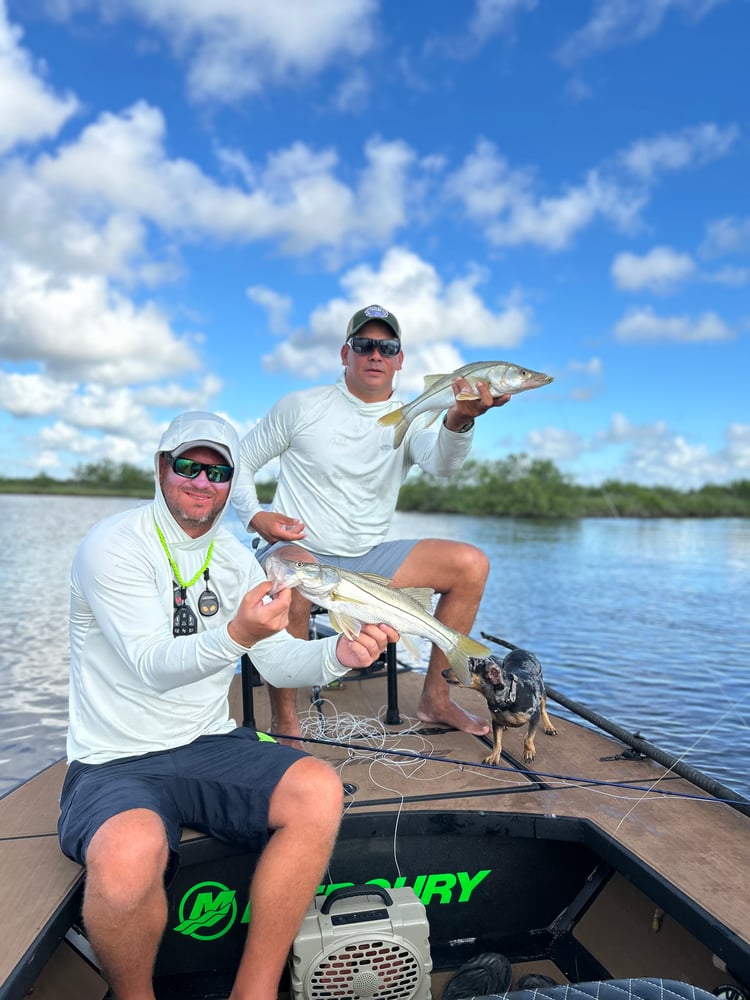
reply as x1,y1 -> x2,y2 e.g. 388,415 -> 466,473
174,881 -> 239,940
174,869 -> 491,940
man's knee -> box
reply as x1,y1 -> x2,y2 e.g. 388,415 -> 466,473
462,543 -> 490,584
86,810 -> 169,902
290,588 -> 312,616
438,541 -> 489,587
270,757 -> 344,830
86,809 -> 169,882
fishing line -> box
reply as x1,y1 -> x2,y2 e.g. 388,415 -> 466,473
299,699 -> 439,879
266,724 -> 749,809
612,692 -> 750,835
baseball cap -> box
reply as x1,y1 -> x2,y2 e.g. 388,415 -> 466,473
170,439 -> 233,467
346,304 -> 401,341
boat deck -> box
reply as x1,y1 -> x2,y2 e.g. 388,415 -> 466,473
2,664 -> 749,1000
267,668 -> 750,953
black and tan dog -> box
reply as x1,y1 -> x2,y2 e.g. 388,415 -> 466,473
444,648 -> 558,765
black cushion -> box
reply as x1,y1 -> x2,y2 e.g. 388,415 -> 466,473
471,978 -> 719,1000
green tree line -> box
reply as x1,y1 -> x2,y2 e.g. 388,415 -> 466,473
1,455 -> 748,517
396,455 -> 750,518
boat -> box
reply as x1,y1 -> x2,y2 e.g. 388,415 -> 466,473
2,627 -> 749,1000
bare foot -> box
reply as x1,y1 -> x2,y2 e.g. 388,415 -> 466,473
416,693 -> 490,736
269,714 -> 304,750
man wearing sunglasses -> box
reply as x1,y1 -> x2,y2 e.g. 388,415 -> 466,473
232,304 -> 510,745
58,410 -> 396,1000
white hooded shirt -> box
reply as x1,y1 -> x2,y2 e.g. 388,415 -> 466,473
67,411 -> 347,764
231,375 -> 473,553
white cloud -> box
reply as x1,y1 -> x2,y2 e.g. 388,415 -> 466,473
445,124 -> 738,252
595,413 -> 748,488
611,246 -> 696,292
134,375 -> 224,409
613,306 -> 734,343
259,246 -> 533,393
704,266 -> 750,287
247,286 -> 293,335
526,425 -> 586,463
0,2 -> 78,154
566,356 -> 604,399
611,240 -> 750,293
620,123 -> 738,181
36,419 -> 158,468
45,0 -> 378,104
6,103 -> 416,266
423,0 -> 537,59
468,0 -> 538,44
533,413 -> 750,489
724,424 -> 750,475
0,370 -> 76,415
569,357 -> 603,377
557,0 -> 727,66
333,69 -> 371,114
700,215 -> 750,257
445,138 -> 646,251
0,261 -> 202,384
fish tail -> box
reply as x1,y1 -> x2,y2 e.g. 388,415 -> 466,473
378,407 -> 409,448
378,407 -> 404,426
392,419 -> 409,448
445,634 -> 492,686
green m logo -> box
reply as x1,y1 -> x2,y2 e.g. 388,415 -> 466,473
174,881 -> 239,940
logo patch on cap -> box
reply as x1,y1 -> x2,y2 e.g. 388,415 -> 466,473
364,305 -> 389,319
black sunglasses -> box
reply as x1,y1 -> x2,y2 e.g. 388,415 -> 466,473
170,456 -> 234,484
347,336 -> 401,358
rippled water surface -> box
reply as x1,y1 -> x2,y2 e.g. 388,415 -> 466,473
2,495 -> 749,800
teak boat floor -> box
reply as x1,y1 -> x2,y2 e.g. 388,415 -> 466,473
2,664 -> 748,1000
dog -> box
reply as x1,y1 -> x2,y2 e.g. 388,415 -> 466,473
444,648 -> 557,766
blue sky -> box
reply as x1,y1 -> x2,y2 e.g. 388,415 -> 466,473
0,0 -> 748,488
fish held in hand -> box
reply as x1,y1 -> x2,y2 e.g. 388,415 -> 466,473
378,360 -> 553,448
265,555 -> 490,686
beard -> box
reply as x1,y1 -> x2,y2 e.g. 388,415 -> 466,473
178,510 -> 215,527
165,492 -> 223,534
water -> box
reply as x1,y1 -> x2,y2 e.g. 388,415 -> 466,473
1,495 -> 749,801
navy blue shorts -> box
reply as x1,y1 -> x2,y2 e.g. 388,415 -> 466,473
57,728 -> 307,877
257,538 -> 418,579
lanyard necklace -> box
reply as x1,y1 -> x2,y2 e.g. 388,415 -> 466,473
154,520 -> 219,634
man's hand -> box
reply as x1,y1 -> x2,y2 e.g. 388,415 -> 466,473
335,624 -> 400,669
228,580 -> 293,648
443,378 -> 511,432
250,509 -> 306,544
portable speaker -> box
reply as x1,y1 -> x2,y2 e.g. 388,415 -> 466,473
290,884 -> 432,1000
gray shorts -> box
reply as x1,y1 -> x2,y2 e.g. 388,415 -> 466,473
57,727 -> 306,879
256,538 -> 418,580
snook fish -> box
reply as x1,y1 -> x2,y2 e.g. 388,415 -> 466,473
378,360 -> 553,448
265,556 -> 490,686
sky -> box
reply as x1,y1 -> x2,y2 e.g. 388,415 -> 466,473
0,0 -> 748,489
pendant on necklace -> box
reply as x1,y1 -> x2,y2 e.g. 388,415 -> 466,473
198,588 -> 219,616
173,585 -> 198,636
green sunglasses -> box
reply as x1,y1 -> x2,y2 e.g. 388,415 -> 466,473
170,456 -> 233,484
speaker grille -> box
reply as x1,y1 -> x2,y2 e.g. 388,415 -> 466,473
306,937 -> 422,999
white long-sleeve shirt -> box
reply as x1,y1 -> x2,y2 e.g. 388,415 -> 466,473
231,376 -> 473,555
67,411 -> 348,765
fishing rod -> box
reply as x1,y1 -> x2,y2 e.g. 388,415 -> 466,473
262,727 -> 750,809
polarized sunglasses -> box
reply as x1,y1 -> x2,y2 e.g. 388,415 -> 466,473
347,336 -> 401,358
170,456 -> 234,484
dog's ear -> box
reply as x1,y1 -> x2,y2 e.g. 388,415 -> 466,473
486,662 -> 505,687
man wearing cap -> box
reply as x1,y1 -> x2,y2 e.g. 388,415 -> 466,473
232,306 -> 510,743
58,410 -> 396,1000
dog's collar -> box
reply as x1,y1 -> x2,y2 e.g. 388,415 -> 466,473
496,675 -> 518,706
